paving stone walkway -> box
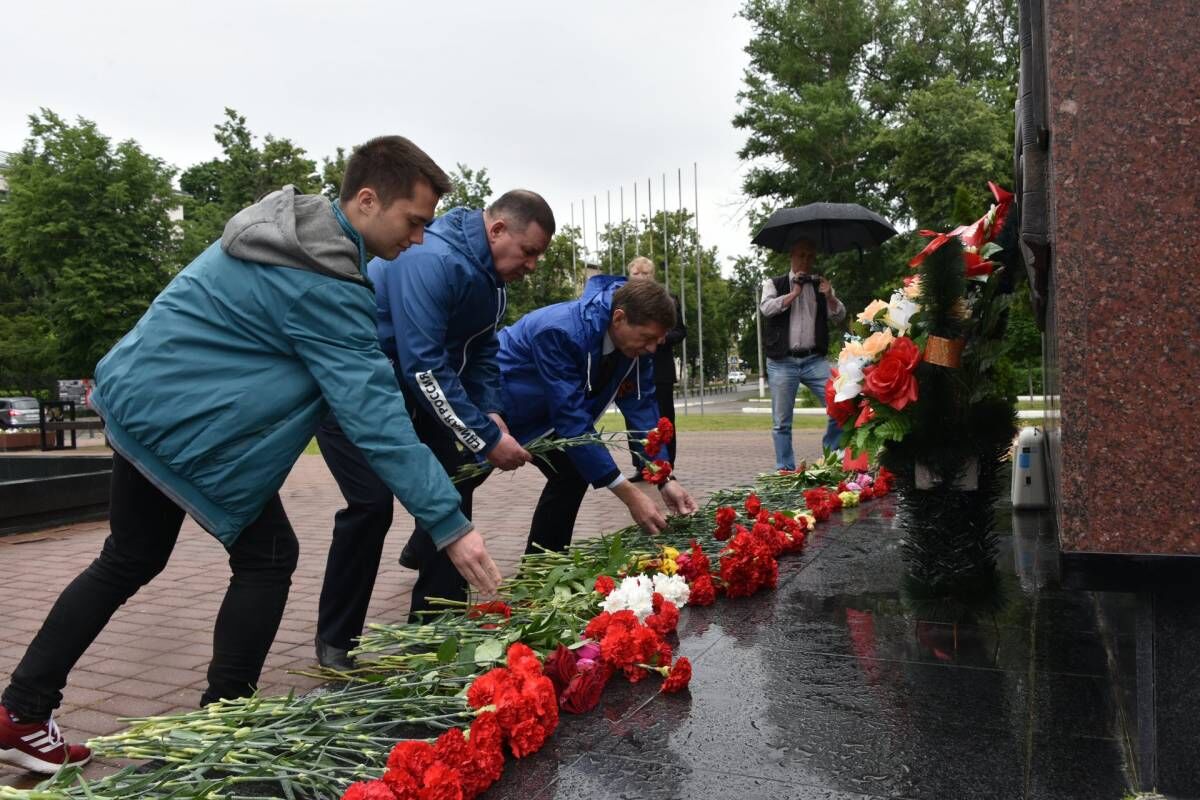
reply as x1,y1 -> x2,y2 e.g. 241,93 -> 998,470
1,430 -> 809,785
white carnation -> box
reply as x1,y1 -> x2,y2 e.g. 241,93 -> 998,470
652,573 -> 691,608
601,575 -> 655,620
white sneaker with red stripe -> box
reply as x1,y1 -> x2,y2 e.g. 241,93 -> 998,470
0,705 -> 92,774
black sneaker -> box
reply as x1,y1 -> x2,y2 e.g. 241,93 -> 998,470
314,636 -> 357,671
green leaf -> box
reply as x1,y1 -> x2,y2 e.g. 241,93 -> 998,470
473,638 -> 504,664
436,637 -> 458,664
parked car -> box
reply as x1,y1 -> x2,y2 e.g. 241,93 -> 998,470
727,370 -> 747,384
0,397 -> 40,429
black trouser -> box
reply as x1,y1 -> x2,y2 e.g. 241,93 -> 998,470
526,446 -> 592,555
316,411 -> 483,632
629,383 -> 678,471
2,452 -> 298,721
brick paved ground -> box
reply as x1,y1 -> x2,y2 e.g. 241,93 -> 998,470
0,430 -> 821,784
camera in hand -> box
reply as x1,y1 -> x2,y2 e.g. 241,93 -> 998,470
792,273 -> 820,286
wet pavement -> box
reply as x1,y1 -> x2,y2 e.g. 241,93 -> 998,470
482,495 -> 1143,800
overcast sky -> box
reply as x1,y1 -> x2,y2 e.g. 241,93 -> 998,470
2,0 -> 761,271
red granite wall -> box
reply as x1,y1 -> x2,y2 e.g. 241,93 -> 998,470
1045,0 -> 1200,554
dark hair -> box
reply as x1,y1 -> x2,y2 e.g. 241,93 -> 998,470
340,136 -> 452,206
486,189 -> 557,237
613,280 -> 676,329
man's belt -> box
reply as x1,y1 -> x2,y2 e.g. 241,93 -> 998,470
789,347 -> 821,357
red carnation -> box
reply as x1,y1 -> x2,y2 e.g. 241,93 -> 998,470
687,573 -> 717,606
744,493 -> 762,516
641,459 -> 673,485
593,574 -> 616,596
506,718 -> 548,758
342,780 -> 400,800
505,643 -> 541,676
714,506 -> 736,528
466,667 -> 511,709
656,416 -> 675,444
468,711 -> 504,755
387,740 -> 436,778
418,762 -> 463,800
646,599 -> 680,636
825,372 -> 856,427
468,601 -> 512,620
643,430 -> 663,458
661,657 -> 692,693
676,539 -> 711,580
584,611 -> 613,639
862,336 -> 920,411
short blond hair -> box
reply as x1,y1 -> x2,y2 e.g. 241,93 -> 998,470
627,256 -> 656,275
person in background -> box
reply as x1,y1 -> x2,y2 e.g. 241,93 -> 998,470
759,235 -> 845,469
624,256 -> 685,480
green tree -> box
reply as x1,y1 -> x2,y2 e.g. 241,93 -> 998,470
0,110 -> 177,376
321,147 -> 347,200
177,109 -> 319,263
437,163 -> 493,214
882,77 -> 1013,227
505,225 -> 580,322
734,0 -> 1024,387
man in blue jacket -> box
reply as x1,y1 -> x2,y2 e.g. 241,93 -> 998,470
497,275 -> 699,551
313,190 -> 552,661
0,136 -> 501,775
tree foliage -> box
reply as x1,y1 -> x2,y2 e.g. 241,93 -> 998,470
438,163 -> 493,214
0,110 -> 177,379
733,0 -> 1028,376
177,108 -> 319,263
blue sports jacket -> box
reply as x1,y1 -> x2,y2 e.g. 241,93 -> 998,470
368,208 -> 505,456
497,275 -> 664,488
90,187 -> 471,549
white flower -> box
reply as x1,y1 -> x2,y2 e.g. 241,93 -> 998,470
885,292 -> 920,336
834,355 -> 869,402
651,573 -> 691,608
602,575 -> 655,619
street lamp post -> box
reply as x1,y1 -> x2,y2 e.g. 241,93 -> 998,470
754,281 -> 766,399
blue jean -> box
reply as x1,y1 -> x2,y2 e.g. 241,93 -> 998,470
766,355 -> 842,470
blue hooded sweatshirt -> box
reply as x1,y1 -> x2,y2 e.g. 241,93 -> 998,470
89,187 -> 471,549
497,275 -> 663,488
368,207 -> 505,455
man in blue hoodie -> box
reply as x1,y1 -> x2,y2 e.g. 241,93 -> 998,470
496,276 -> 700,552
314,190 -> 553,663
0,136 -> 502,775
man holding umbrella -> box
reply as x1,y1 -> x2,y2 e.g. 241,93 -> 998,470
759,234 -> 845,466
752,202 -> 897,469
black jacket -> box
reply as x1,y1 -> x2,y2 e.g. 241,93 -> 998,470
653,293 -> 687,386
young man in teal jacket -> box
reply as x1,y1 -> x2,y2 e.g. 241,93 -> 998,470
0,136 -> 501,775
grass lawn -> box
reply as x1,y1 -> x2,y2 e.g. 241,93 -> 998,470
302,413 -> 822,454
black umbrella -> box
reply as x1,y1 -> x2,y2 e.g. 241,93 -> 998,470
751,203 -> 898,255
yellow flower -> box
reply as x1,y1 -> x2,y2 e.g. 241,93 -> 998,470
660,558 -> 679,576
662,546 -> 680,560
857,299 -> 889,324
861,329 -> 894,357
839,491 -> 860,507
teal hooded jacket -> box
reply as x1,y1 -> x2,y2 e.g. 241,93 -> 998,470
89,186 -> 471,549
